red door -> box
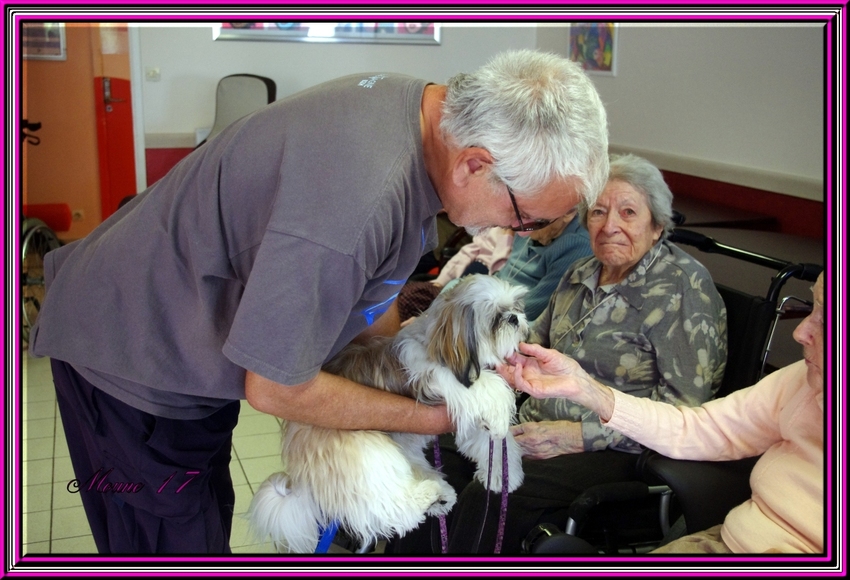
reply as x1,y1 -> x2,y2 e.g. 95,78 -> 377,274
93,75 -> 136,221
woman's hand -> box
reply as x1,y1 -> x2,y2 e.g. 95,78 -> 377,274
510,420 -> 584,459
499,343 -> 590,400
498,343 -> 617,422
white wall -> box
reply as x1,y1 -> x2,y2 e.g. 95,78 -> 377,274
595,24 -> 823,200
138,24 -> 537,136
137,23 -> 823,200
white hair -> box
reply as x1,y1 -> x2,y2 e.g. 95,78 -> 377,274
440,49 -> 609,205
579,153 -> 675,237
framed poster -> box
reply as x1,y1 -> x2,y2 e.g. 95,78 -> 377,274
213,22 -> 440,45
569,23 -> 616,76
22,22 -> 66,60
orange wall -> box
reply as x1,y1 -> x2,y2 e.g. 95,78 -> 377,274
23,24 -> 103,241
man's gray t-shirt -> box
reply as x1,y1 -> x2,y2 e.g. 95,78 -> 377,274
30,73 -> 442,419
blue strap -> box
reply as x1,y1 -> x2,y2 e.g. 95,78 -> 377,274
315,521 -> 339,554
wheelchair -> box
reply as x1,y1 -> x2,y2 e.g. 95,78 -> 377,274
523,226 -> 822,555
21,215 -> 62,344
21,118 -> 63,344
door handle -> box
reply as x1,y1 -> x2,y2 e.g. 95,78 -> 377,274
103,77 -> 126,104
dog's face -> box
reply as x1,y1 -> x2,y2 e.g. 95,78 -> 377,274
425,275 -> 529,387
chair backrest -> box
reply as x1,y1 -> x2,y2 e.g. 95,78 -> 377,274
200,74 -> 276,146
714,283 -> 777,398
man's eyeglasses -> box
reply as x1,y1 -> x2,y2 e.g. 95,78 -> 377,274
507,186 -> 552,232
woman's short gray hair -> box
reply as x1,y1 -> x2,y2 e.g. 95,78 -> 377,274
440,49 -> 609,206
580,153 -> 675,237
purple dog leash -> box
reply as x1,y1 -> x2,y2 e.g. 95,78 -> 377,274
463,437 -> 509,555
495,436 -> 509,554
433,436 -> 510,554
431,438 -> 450,554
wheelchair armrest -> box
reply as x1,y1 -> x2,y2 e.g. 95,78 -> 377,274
641,450 -> 759,534
566,480 -> 660,535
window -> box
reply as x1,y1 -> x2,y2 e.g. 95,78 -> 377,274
22,23 -> 66,60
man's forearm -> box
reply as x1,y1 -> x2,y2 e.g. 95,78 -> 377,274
245,370 -> 454,435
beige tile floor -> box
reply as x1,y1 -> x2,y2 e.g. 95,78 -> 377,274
20,350 -> 336,555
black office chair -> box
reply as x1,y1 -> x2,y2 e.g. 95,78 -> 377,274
524,228 -> 822,554
196,74 -> 276,148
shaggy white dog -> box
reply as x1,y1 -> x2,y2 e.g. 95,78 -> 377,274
247,275 -> 528,553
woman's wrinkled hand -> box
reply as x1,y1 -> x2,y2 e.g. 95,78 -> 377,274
510,420 -> 584,459
498,342 -> 589,400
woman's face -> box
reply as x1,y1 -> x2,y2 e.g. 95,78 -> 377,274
587,180 -> 663,275
793,272 -> 825,390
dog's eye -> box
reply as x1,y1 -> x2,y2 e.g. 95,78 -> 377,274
506,314 -> 518,327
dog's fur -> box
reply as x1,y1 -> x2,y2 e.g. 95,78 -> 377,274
247,275 -> 529,553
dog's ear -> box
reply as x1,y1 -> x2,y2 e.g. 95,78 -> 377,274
427,299 -> 481,388
461,305 -> 482,387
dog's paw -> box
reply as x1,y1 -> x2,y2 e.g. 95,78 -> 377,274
474,463 -> 516,493
425,490 -> 457,516
472,436 -> 524,493
462,370 -> 516,440
426,482 -> 457,517
410,479 -> 448,516
475,410 -> 511,440
474,464 -> 504,493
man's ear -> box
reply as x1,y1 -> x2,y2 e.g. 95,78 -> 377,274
451,147 -> 494,186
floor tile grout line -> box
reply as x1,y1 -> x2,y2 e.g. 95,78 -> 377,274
49,395 -> 58,552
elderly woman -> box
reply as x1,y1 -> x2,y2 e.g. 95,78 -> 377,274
442,153 -> 727,554
503,272 -> 824,553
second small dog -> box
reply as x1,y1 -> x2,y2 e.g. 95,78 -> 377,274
247,275 -> 529,553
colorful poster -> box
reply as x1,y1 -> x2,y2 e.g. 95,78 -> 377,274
570,23 -> 616,75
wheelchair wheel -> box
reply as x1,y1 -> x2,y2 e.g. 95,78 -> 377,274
21,218 -> 61,344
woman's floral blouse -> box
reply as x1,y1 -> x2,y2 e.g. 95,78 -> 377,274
519,239 -> 728,454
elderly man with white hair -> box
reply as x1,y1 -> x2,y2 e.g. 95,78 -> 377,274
31,50 -> 609,553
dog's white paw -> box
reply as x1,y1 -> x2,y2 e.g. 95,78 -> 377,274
463,370 -> 516,440
425,480 -> 457,516
474,463 -> 505,492
410,479 -> 447,516
476,415 -> 510,440
472,435 -> 524,493
473,398 -> 514,440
